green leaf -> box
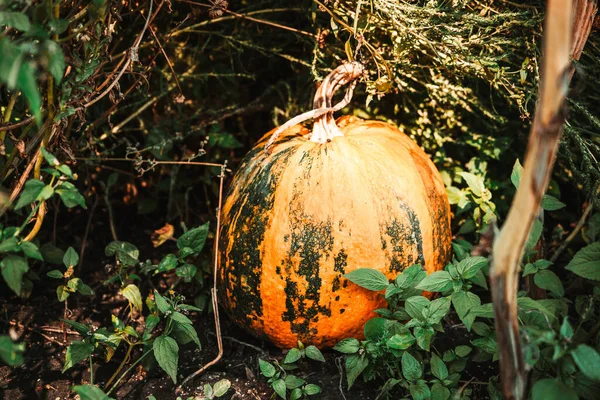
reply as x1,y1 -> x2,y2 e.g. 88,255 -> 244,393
121,284 -> 143,312
15,179 -> 45,210
364,317 -> 386,341
346,353 -> 369,389
430,354 -> 448,380
344,268 -> 389,291
176,264 -> 197,282
566,243 -> 600,281
532,378 -> 578,400
571,344 -> 600,382
452,291 -> 481,331
177,304 -> 202,312
47,269 -> 64,279
541,195 -> 566,211
534,259 -> 553,270
0,335 -> 25,366
0,12 -> 31,32
446,186 -> 463,205
424,296 -> 452,324
405,296 -> 430,320
56,183 -> 87,209
305,345 -> 325,362
409,381 -> 431,400
41,147 -> 59,166
456,256 -> 488,280
1,254 -> 29,295
40,243 -> 65,265
63,247 -> 79,268
259,359 -> 276,378
153,291 -> 172,314
560,317 -> 574,340
63,341 -> 94,372
431,383 -> 451,400
157,254 -> 178,272
284,375 -> 305,390
284,348 -> 302,364
414,325 -> 435,351
469,269 -> 488,289
45,41 -> 66,84
67,277 -> 82,291
455,345 -> 472,358
290,388 -> 302,400
77,282 -> 94,296
18,61 -> 42,124
170,311 -> 194,326
525,219 -> 543,251
177,223 -> 209,256
458,172 -> 484,197
303,383 -> 322,395
387,333 -> 416,350
57,165 -> 74,179
401,352 -> 422,381
57,285 -> 70,301
333,338 -> 360,354
213,379 -> 231,397
170,319 -> 201,348
71,385 -> 114,400
523,263 -> 538,277
145,314 -> 160,333
20,241 -> 43,261
153,335 -> 179,383
415,271 -> 453,292
517,297 -> 555,320
534,270 -> 564,297
61,319 -> 91,335
272,378 -> 286,399
511,159 -> 523,188
0,237 -> 20,253
105,241 -> 139,266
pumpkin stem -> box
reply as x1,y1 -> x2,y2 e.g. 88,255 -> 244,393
264,62 -> 364,150
311,61 -> 364,143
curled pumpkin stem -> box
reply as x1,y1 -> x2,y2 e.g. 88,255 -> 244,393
265,61 -> 364,150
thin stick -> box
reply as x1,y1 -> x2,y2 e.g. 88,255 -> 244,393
550,202 -> 594,262
76,157 -> 229,170
105,188 -> 119,242
0,116 -> 35,132
490,1 -> 573,399
178,163 -> 226,390
82,0 -> 158,109
79,194 -> 99,272
175,0 -> 317,38
148,25 -> 184,96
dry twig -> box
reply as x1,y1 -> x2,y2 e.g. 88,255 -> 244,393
177,163 -> 226,391
489,1 -> 597,398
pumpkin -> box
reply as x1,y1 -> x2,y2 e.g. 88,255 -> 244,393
217,62 -> 452,349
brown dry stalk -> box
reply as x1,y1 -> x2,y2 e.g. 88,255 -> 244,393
177,163 -> 226,391
490,1 -> 596,399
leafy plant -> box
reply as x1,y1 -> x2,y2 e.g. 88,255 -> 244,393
0,335 -> 25,366
202,379 -> 232,399
259,357 -> 322,399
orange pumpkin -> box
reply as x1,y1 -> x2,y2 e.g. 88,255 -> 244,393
218,63 -> 452,349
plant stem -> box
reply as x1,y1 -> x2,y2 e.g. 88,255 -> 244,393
1,92 -> 18,140
106,347 -> 153,396
104,342 -> 135,390
89,355 -> 94,385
